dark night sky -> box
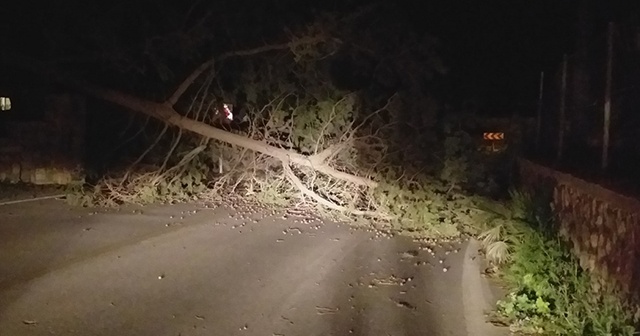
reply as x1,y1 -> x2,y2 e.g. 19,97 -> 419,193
1,0 -> 638,117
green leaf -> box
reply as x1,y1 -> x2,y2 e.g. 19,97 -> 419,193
535,297 -> 551,315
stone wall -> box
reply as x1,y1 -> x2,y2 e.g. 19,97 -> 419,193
0,93 -> 86,185
518,158 -> 640,302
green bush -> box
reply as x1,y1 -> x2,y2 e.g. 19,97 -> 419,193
490,191 -> 637,335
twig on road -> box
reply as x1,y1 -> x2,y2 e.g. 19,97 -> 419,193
0,194 -> 66,207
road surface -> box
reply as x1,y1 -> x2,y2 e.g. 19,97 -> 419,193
0,197 -> 507,336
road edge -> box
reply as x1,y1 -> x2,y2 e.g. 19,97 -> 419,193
461,238 -> 508,336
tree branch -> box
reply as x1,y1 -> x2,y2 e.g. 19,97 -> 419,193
167,59 -> 215,106
311,142 -> 348,164
282,161 -> 388,218
166,34 -> 332,106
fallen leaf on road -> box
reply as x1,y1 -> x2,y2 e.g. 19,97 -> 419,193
23,320 -> 37,325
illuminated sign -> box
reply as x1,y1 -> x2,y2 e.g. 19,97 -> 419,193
483,132 -> 504,140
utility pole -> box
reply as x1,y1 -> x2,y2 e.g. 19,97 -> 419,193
602,22 -> 614,171
557,54 -> 567,163
536,71 -> 544,153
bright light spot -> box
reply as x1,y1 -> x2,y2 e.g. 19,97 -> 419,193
0,97 -> 11,111
222,103 -> 233,120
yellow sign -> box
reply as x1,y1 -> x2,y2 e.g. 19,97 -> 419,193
483,132 -> 504,140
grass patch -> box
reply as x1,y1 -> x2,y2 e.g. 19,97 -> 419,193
483,190 -> 637,335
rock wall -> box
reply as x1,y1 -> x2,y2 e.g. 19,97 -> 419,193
0,93 -> 86,185
518,158 -> 640,302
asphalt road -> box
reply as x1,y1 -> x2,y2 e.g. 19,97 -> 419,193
0,197 -> 507,336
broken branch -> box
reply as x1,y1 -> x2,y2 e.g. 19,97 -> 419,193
282,161 -> 389,218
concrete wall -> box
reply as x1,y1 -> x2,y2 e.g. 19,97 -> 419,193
0,93 -> 86,185
518,158 -> 640,302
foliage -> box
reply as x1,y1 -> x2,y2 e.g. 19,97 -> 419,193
203,63 -> 488,240
435,113 -> 522,200
366,163 -> 482,238
439,129 -> 481,192
66,142 -> 212,207
481,190 -> 637,335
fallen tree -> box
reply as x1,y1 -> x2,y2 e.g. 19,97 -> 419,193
11,35 -> 377,190
78,81 -> 378,189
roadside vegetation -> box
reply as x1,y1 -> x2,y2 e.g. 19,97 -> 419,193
479,190 -> 638,335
